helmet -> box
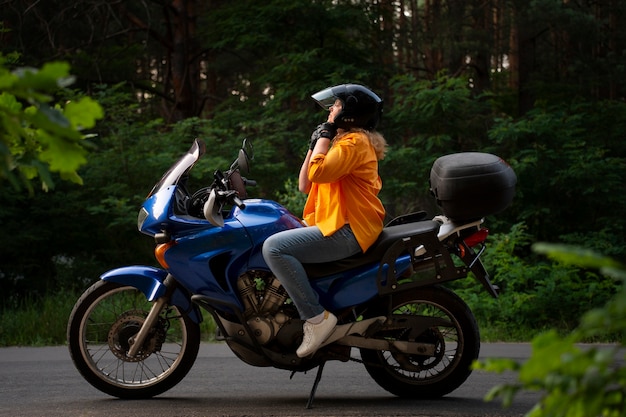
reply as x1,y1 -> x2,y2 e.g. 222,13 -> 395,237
311,84 -> 383,130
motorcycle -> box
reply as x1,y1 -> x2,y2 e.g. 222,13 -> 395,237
67,138 -> 516,408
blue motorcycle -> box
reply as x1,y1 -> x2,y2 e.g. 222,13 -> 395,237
67,138 -> 515,406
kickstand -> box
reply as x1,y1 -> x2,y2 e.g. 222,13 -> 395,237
305,362 -> 326,409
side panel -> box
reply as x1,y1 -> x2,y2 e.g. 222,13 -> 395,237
163,218 -> 252,311
311,257 -> 412,310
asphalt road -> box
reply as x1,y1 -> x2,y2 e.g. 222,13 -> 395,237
0,343 -> 539,417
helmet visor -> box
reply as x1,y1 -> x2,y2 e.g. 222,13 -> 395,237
311,86 -> 339,110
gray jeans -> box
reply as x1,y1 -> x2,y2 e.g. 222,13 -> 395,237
261,224 -> 361,319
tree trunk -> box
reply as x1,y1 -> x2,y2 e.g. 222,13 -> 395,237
469,0 -> 492,93
508,2 -> 534,115
167,0 -> 200,122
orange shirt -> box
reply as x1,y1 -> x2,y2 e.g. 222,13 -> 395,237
302,131 -> 385,252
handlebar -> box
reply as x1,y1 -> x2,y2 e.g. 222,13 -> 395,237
242,177 -> 257,187
232,195 -> 246,210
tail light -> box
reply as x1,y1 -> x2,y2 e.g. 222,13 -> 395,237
464,228 -> 489,247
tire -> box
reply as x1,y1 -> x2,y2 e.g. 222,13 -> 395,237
67,280 -> 201,399
360,285 -> 480,398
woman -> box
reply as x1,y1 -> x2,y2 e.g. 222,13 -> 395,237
262,84 -> 387,357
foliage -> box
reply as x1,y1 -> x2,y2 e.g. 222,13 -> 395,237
0,83 -> 282,304
0,86 -> 147,300
381,73 -> 497,217
195,0 -> 389,199
475,245 -> 626,417
0,57 -> 103,192
489,100 -> 626,258
454,224 -> 618,339
275,177 -> 307,217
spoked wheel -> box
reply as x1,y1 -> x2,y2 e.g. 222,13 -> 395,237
67,280 -> 201,399
360,285 -> 479,398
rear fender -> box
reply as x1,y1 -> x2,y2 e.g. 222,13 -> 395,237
467,255 -> 499,298
100,266 -> 202,323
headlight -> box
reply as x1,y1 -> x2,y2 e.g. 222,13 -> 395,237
137,207 -> 149,231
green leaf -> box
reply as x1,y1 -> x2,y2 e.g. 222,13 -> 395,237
518,330 -> 580,383
64,97 -> 104,130
36,130 -> 87,174
12,61 -> 74,93
25,105 -> 81,141
38,103 -> 71,128
0,91 -> 23,112
59,169 -> 83,185
532,243 -> 623,270
0,71 -> 18,90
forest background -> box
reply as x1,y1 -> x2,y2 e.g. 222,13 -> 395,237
1,0 -> 625,345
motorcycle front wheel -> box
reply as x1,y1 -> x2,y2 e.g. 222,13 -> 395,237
67,280 -> 201,399
360,285 -> 479,398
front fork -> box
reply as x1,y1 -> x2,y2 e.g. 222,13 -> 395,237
127,275 -> 175,358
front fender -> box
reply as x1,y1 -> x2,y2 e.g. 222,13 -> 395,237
101,266 -> 168,300
101,266 -> 202,323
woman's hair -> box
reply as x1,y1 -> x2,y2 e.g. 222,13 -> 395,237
366,130 -> 388,160
337,128 -> 388,160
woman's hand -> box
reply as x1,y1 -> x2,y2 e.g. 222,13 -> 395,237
309,122 -> 337,150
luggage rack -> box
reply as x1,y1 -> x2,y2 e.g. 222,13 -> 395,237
376,227 -> 471,295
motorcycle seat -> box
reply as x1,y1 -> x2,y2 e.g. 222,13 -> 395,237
303,220 -> 441,279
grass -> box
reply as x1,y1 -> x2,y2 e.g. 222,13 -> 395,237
0,292 -> 75,346
0,288 -> 217,347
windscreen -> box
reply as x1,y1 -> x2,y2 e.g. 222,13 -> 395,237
146,139 -> 206,198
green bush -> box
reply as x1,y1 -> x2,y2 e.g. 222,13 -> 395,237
455,223 -> 618,340
476,245 -> 626,417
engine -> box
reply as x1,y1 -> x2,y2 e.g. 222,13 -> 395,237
236,270 -> 299,346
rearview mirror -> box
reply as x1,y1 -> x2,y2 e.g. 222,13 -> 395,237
237,139 -> 253,174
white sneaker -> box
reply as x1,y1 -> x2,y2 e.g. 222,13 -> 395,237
296,311 -> 337,358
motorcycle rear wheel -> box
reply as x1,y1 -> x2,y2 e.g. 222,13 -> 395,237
360,285 -> 479,398
67,280 -> 201,399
